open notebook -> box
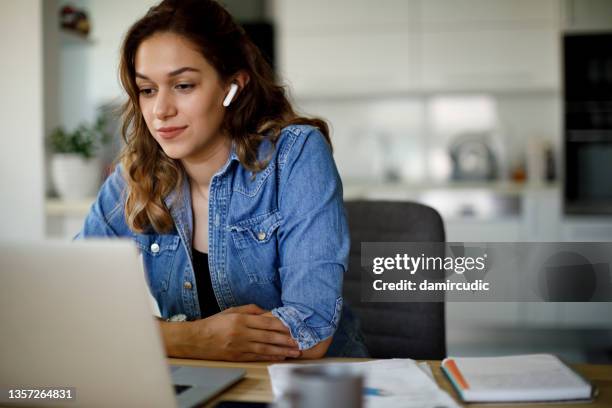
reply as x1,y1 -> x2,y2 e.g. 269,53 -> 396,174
441,354 -> 596,403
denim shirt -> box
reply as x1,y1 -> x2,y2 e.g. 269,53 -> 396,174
76,124 -> 368,357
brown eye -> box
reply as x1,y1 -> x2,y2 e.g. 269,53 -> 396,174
175,83 -> 194,91
139,88 -> 156,96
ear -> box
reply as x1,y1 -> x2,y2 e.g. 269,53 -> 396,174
229,70 -> 250,95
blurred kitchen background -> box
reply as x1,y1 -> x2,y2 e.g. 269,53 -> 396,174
1,0 -> 612,362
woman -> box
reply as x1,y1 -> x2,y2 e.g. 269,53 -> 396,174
77,0 -> 368,361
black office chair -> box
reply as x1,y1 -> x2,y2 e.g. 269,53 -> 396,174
343,200 -> 447,359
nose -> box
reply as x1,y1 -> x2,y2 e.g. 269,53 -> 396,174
153,88 -> 177,120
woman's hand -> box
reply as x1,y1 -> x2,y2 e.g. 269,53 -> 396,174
160,304 -> 302,361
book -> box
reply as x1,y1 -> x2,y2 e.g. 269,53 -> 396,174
441,354 -> 596,403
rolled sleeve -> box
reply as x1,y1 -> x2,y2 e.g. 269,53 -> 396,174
273,126 -> 350,350
272,297 -> 343,350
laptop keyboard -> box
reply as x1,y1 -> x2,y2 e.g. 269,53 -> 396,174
174,384 -> 192,395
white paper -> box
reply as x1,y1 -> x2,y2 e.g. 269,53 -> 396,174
418,361 -> 434,382
448,354 -> 592,402
268,359 -> 459,408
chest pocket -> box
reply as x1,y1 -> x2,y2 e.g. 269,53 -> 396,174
132,233 -> 180,294
228,210 -> 282,284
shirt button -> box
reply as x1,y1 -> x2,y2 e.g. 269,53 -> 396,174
257,231 -> 266,241
183,281 -> 193,290
150,243 -> 160,253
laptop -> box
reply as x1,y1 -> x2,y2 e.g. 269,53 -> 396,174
0,239 -> 245,407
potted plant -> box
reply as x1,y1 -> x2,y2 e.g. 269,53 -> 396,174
49,115 -> 112,199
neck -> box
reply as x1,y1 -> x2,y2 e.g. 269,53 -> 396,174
181,134 -> 232,198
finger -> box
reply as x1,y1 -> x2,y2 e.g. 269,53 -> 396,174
238,353 -> 287,362
222,304 -> 266,315
246,328 -> 299,348
244,314 -> 291,334
241,304 -> 267,314
247,342 -> 302,358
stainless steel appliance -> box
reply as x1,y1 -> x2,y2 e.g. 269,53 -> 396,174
564,32 -> 612,214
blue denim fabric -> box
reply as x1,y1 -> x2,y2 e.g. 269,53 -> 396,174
76,124 -> 368,357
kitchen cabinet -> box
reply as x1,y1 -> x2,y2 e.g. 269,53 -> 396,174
444,218 -> 523,241
274,0 -> 563,96
420,0 -> 560,27
523,187 -> 562,241
279,31 -> 420,97
447,302 -> 521,327
420,28 -> 560,91
563,0 -> 612,31
562,219 -> 612,241
520,295 -> 612,331
275,0 -> 420,97
521,303 -> 561,328
559,303 -> 612,328
274,0 -> 417,32
417,0 -> 561,91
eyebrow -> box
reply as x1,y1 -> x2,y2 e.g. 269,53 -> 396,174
135,67 -> 200,80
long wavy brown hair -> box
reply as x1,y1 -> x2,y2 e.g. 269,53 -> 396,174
118,0 -> 330,234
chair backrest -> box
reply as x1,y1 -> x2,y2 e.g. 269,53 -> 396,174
343,200 -> 446,359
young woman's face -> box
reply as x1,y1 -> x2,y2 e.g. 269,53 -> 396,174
135,32 -> 229,161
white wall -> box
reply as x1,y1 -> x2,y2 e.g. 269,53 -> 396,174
60,1 -> 93,130
0,0 -> 45,240
88,0 -> 158,108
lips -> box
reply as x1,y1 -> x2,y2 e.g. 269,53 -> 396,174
156,125 -> 188,140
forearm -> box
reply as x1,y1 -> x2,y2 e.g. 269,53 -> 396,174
158,320 -> 197,358
261,311 -> 332,359
296,336 -> 332,359
156,308 -> 300,362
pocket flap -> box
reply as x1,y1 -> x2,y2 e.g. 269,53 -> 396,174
229,210 -> 282,248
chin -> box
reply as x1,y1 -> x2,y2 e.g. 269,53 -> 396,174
158,145 -> 188,160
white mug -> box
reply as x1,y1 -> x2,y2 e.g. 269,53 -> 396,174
279,365 -> 363,408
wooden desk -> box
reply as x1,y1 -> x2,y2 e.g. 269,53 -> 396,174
168,358 -> 612,408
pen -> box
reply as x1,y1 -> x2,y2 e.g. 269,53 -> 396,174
363,387 -> 391,396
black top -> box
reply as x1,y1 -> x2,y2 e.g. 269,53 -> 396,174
192,249 -> 221,318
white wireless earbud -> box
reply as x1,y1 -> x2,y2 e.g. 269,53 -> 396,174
223,83 -> 239,107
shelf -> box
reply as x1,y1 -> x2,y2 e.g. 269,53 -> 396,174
343,180 -> 559,197
46,197 -> 94,217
